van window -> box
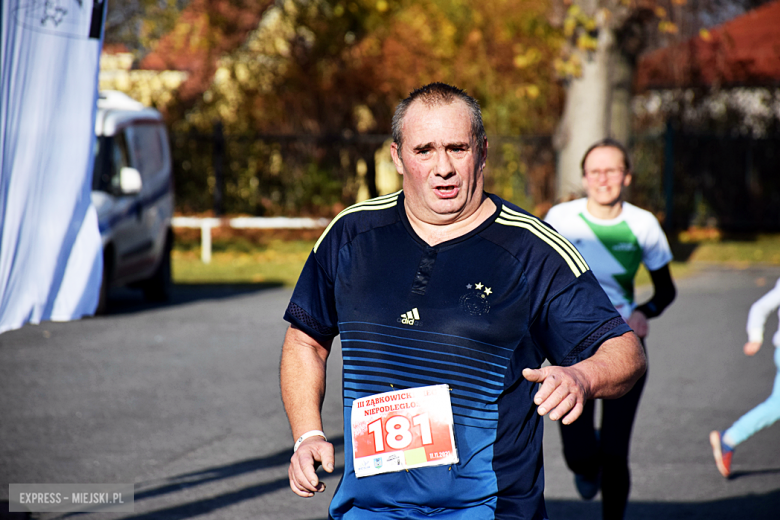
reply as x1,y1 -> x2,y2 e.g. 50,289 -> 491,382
92,131 -> 131,193
128,124 -> 165,180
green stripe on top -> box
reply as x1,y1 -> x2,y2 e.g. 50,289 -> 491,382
578,213 -> 641,303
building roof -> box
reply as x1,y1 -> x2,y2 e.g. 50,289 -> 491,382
635,0 -> 780,91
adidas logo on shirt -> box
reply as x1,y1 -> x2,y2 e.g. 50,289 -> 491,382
398,308 -> 421,326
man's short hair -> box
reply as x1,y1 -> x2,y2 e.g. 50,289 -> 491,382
580,138 -> 632,175
392,82 -> 486,159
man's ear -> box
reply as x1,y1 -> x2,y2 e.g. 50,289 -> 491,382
390,142 -> 404,175
480,137 -> 489,171
623,172 -> 633,188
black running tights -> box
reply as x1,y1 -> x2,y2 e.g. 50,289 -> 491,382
558,369 -> 647,520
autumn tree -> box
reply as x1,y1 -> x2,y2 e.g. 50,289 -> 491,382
104,0 -> 185,56
551,0 -> 775,199
105,0 -> 775,213
177,0 -> 567,215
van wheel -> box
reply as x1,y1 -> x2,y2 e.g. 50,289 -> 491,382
143,234 -> 172,302
95,249 -> 112,315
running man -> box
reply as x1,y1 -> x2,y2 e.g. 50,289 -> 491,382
280,85 -> 647,519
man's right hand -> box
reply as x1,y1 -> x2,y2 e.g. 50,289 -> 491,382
288,437 -> 335,497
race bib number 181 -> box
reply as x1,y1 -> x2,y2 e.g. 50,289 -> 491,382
351,384 -> 459,478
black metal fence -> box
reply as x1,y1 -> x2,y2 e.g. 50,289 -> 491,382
171,126 -> 386,217
169,125 -> 556,218
664,127 -> 780,233
631,126 -> 780,233
168,124 -> 780,233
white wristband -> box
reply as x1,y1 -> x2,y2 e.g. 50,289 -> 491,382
293,430 -> 327,453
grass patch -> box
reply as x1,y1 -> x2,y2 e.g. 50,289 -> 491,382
173,240 -> 698,288
686,234 -> 780,266
636,233 -> 780,287
173,238 -> 315,286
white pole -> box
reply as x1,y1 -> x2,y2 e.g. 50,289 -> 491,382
200,221 -> 212,264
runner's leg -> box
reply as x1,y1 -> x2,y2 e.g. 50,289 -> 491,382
724,347 -> 780,447
560,398 -> 600,479
599,370 -> 647,520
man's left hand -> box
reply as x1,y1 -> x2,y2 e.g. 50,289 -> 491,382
521,365 -> 590,425
523,332 -> 646,425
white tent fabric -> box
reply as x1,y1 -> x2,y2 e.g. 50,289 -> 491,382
0,0 -> 106,334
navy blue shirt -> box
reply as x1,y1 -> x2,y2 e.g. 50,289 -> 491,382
285,191 -> 630,519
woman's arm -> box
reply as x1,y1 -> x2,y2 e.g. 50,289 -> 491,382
635,263 -> 676,319
746,278 -> 780,343
627,264 -> 676,337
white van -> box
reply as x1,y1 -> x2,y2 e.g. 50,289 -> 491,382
91,91 -> 174,313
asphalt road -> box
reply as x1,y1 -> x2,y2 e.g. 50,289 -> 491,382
1,266 -> 779,520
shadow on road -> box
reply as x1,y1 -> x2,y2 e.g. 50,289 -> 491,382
0,443 -> 341,520
133,452 -> 294,503
4,455 -> 778,520
112,478 -> 296,520
0,501 -> 30,519
102,437 -> 346,520
729,466 -> 780,480
101,282 -> 285,316
548,487 -> 780,519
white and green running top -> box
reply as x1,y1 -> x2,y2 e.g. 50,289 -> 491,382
545,198 -> 673,319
